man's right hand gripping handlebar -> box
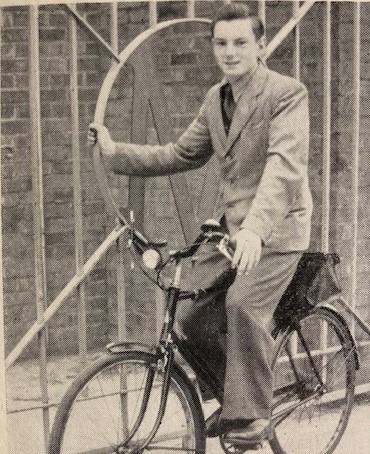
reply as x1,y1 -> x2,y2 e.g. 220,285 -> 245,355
88,123 -> 116,156
212,221 -> 262,276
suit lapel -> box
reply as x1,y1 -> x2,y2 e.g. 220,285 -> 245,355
210,83 -> 227,146
224,64 -> 268,155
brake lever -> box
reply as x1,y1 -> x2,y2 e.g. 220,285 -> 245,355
217,234 -> 235,262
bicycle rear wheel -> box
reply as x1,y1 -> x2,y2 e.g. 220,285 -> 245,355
49,350 -> 205,454
270,306 -> 356,454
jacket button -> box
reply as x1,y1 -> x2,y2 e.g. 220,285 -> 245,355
225,155 -> 232,162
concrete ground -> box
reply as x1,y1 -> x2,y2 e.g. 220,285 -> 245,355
5,396 -> 370,453
5,352 -> 370,453
204,397 -> 370,453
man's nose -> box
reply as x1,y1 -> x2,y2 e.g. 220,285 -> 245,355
225,41 -> 236,56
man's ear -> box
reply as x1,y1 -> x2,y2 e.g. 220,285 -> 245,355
258,36 -> 267,58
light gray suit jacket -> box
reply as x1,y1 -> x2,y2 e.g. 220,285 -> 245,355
105,63 -> 312,252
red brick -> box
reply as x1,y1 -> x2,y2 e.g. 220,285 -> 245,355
2,58 -> 28,74
2,119 -> 29,135
49,12 -> 66,28
1,104 -> 15,119
39,28 -> 66,41
2,28 -> 28,42
40,88 -> 67,103
51,103 -> 70,118
14,73 -> 28,88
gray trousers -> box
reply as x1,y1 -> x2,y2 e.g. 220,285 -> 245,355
176,241 -> 302,428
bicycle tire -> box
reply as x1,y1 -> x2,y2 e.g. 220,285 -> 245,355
49,350 -> 206,454
269,306 -> 356,454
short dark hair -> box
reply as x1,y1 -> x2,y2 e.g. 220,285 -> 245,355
211,3 -> 265,40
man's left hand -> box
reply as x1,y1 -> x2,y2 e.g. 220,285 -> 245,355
231,228 -> 262,275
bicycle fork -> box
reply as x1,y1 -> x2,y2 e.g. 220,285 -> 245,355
117,283 -> 181,453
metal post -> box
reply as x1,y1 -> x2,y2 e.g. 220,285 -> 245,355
29,5 -> 50,450
69,4 -> 87,364
322,1 -> 331,253
111,2 -> 118,53
266,2 -> 315,58
65,4 -> 120,62
0,8 -> 9,453
149,1 -> 158,28
293,1 -> 301,80
110,2 -> 127,342
351,3 -> 361,330
258,0 -> 266,28
187,0 -> 195,19
6,226 -> 129,369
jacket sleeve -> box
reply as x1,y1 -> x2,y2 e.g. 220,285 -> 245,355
240,82 -> 309,244
104,95 -> 213,177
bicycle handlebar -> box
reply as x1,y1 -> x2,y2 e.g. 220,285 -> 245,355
91,143 -> 235,267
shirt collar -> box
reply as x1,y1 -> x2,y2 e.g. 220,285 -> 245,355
220,60 -> 265,103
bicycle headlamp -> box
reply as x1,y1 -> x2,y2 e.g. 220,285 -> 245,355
142,249 -> 162,269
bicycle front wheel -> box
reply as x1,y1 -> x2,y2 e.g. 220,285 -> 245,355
49,350 -> 205,454
270,306 -> 356,454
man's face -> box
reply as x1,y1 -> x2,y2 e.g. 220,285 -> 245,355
212,18 -> 263,82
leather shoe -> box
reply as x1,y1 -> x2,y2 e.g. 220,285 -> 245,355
223,419 -> 269,444
205,407 -> 222,437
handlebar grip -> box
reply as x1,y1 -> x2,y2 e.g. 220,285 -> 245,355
227,238 -> 237,252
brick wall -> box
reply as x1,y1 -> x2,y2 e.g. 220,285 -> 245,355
2,1 -> 370,359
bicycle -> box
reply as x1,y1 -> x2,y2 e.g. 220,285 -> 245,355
49,215 -> 358,454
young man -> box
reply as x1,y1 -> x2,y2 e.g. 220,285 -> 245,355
89,3 -> 312,445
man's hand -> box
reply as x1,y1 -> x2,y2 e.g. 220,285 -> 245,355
88,123 -> 116,155
231,228 -> 262,275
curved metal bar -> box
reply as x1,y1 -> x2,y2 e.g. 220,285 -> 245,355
92,18 -> 211,224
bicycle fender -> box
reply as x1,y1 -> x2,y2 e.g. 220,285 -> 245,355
106,341 -> 157,355
318,303 -> 360,370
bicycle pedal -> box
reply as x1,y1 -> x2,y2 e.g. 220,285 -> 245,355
221,439 -> 264,452
233,442 -> 262,451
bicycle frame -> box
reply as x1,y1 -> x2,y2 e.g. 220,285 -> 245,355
104,249 -> 229,453
105,236 -> 362,453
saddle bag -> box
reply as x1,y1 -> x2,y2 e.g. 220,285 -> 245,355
273,252 -> 342,330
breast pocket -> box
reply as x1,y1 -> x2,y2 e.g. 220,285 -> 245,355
248,107 -> 267,129
237,125 -> 268,175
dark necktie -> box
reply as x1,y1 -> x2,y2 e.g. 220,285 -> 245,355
222,83 -> 236,134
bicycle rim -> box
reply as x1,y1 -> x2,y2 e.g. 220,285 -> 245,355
270,307 -> 355,454
49,351 -> 205,454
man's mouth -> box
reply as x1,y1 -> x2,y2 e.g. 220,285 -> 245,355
224,61 -> 239,68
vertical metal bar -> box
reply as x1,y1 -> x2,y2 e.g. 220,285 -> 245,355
351,3 -> 361,329
290,1 -> 301,359
117,238 -> 127,341
110,3 -> 127,342
69,4 -> 87,364
293,1 -> 301,80
258,0 -> 266,28
29,5 -> 50,450
321,0 -> 332,373
322,1 -> 331,253
149,1 -> 158,27
110,2 -> 118,53
187,0 -> 195,19
0,7 -> 9,453
155,287 -> 166,341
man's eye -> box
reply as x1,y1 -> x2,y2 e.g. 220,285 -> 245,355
213,40 -> 226,47
235,40 -> 248,47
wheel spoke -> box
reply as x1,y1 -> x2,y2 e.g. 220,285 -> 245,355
49,352 -> 205,454
270,308 -> 355,454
